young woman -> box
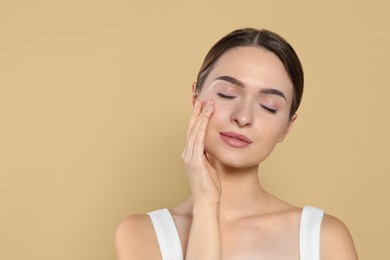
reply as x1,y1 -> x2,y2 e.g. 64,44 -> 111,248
115,28 -> 358,260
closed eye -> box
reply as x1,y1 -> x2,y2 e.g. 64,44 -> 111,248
217,92 -> 236,99
260,105 -> 277,114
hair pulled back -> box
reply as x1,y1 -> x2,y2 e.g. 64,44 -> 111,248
195,28 -> 304,118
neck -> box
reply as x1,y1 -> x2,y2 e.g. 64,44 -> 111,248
211,161 -> 269,220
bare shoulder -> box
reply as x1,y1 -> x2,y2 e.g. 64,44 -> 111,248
320,213 -> 358,259
115,213 -> 161,260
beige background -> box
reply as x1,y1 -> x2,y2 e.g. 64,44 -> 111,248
1,0 -> 389,259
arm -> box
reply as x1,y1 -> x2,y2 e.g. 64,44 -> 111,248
182,100 -> 222,260
115,214 -> 161,260
185,202 -> 221,260
320,214 -> 359,259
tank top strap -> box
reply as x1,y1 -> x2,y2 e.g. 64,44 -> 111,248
149,206 -> 323,260
148,208 -> 184,260
299,206 -> 324,260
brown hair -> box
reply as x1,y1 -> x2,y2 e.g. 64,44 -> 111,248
195,28 -> 304,118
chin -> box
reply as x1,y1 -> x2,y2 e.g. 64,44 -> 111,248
205,147 -> 266,170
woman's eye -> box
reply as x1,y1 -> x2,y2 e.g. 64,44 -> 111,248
260,105 -> 277,114
217,93 -> 236,99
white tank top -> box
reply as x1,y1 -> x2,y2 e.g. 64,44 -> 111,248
148,206 -> 324,260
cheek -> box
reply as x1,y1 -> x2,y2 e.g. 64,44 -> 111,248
209,101 -> 232,125
269,121 -> 290,141
204,103 -> 230,142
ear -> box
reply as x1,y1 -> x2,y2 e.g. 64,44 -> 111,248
191,82 -> 198,107
278,114 -> 297,143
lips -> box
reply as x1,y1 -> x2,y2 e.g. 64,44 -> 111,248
219,132 -> 253,148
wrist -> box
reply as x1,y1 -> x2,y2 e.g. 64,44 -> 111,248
192,199 -> 220,215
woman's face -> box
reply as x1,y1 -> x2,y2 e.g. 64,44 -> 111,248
195,46 -> 296,169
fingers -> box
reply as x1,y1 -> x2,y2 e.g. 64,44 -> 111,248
182,101 -> 220,202
183,100 -> 201,159
182,100 -> 214,162
186,99 -> 202,139
191,101 -> 214,157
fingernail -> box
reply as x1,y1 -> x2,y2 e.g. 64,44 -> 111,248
194,100 -> 199,108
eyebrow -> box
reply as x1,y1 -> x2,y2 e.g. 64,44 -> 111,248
215,75 -> 245,88
214,75 -> 287,102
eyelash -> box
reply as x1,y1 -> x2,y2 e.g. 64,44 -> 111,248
260,105 -> 277,114
217,92 -> 235,99
217,92 -> 277,114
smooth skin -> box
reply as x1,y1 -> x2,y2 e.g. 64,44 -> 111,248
115,47 -> 358,259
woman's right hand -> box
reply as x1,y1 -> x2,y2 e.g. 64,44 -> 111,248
182,100 -> 221,205
183,100 -> 222,259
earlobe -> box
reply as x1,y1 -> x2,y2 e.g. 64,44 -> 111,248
278,114 -> 297,143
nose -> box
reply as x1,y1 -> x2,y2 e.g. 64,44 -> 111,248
231,100 -> 253,127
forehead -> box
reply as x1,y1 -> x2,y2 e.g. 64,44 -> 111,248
203,46 -> 293,101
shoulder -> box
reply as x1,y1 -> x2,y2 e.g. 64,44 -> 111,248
320,213 -> 358,259
115,213 -> 161,260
